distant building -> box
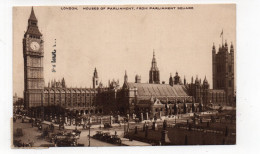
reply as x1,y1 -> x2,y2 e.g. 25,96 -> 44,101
13,93 -> 18,105
13,93 -> 24,113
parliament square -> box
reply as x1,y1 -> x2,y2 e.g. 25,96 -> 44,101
13,5 -> 236,147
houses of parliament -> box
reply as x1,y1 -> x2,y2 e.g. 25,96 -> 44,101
22,8 -> 235,118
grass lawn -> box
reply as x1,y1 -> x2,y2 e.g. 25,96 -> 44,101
128,126 -> 235,145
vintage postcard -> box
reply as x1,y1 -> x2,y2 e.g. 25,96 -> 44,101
12,4 -> 236,148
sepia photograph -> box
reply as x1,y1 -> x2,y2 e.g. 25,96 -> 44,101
12,4 -> 236,148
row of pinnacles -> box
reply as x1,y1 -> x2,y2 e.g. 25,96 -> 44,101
47,78 -> 66,88
168,71 -> 209,87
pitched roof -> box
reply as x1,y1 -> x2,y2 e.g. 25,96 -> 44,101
124,82 -> 189,97
25,7 -> 42,37
25,26 -> 42,36
29,7 -> 37,21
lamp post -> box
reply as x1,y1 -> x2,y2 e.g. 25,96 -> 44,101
88,115 -> 91,147
124,118 -> 126,136
88,87 -> 93,147
41,91 -> 44,122
175,113 -> 176,124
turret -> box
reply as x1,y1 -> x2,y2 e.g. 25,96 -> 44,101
203,76 -> 209,89
54,79 -> 56,88
195,76 -> 200,85
124,70 -> 128,83
149,51 -> 160,84
93,68 -> 99,89
169,73 -> 173,86
61,77 -> 66,88
225,40 -> 228,49
174,72 -> 181,85
230,42 -> 234,53
212,43 -> 216,54
135,74 -> 141,83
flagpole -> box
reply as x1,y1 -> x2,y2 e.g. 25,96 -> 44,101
222,29 -> 224,45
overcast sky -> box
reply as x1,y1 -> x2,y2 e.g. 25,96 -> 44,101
13,4 -> 236,97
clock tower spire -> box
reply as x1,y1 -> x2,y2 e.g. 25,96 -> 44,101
24,7 -> 42,38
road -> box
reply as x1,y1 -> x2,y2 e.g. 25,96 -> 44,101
12,113 -> 200,147
12,118 -> 115,147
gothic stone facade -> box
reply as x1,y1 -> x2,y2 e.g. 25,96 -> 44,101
44,79 -> 102,115
212,42 -> 235,106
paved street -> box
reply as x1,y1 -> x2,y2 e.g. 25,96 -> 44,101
13,118 -> 116,147
12,112 -> 213,147
12,118 -> 50,147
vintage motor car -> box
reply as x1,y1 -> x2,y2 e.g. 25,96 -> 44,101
101,132 -> 111,141
93,131 -> 103,139
56,138 -> 77,147
108,135 -> 122,144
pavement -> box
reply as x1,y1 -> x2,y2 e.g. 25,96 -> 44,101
12,118 -> 51,148
121,138 -> 151,146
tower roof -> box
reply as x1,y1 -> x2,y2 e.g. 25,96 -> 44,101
29,7 -> 37,21
25,7 -> 42,37
203,76 -> 208,84
150,51 -> 159,71
124,70 -> 128,82
195,75 -> 200,84
93,68 -> 98,78
225,40 -> 228,47
124,82 -> 189,98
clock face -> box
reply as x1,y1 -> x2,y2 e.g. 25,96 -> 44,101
30,41 -> 40,51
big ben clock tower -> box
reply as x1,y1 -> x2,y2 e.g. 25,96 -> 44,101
23,7 -> 44,109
